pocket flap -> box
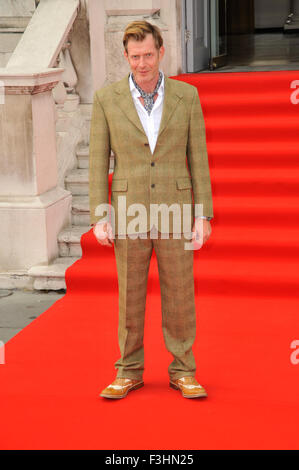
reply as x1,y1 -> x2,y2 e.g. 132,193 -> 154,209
176,177 -> 192,190
111,179 -> 128,191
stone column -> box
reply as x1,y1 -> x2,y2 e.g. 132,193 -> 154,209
0,68 -> 72,271
88,0 -> 107,92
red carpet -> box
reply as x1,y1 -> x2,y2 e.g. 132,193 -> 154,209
1,71 -> 299,449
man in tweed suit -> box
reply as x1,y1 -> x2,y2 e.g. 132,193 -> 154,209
89,21 -> 213,399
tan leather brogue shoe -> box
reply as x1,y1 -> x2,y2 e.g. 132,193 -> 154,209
170,376 -> 208,398
100,378 -> 144,399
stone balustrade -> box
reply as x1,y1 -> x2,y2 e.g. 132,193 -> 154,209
0,68 -> 72,272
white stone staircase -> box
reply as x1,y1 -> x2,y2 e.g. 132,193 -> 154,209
28,146 -> 114,291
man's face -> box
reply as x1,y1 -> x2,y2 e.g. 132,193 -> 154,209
124,33 -> 165,87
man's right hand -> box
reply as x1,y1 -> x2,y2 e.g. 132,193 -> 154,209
93,222 -> 114,247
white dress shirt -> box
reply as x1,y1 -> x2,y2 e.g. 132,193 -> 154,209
129,71 -> 164,155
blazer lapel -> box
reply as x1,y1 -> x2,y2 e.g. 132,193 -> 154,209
114,74 -> 146,137
114,74 -> 183,140
158,75 -> 183,138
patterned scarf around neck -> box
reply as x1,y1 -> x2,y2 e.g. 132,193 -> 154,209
131,71 -> 163,115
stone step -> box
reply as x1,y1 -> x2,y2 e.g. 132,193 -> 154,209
66,165 -> 114,196
72,195 -> 90,226
65,168 -> 89,195
76,144 -> 115,170
0,17 -> 30,30
76,145 -> 89,169
0,27 -> 26,33
58,225 -> 89,257
78,104 -> 92,143
28,257 -> 78,291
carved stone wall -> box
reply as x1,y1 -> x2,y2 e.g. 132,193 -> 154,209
105,10 -> 167,84
101,0 -> 182,85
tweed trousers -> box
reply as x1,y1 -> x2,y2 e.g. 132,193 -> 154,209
113,226 -> 197,381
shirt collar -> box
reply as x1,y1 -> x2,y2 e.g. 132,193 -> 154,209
129,71 -> 164,98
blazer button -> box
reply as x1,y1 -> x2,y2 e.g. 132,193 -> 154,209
144,143 -> 149,146
151,184 -> 155,188
151,162 -> 155,167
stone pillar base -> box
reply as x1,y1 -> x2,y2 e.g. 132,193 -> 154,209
0,187 -> 72,271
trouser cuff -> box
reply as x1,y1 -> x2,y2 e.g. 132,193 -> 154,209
116,371 -> 144,381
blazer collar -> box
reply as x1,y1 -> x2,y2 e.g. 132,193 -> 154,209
114,73 -> 183,138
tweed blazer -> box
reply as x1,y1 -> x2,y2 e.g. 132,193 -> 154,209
89,73 -> 213,235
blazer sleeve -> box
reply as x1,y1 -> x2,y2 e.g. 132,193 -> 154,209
89,91 -> 111,226
187,87 -> 214,220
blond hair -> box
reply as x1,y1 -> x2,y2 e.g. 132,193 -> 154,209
123,21 -> 163,53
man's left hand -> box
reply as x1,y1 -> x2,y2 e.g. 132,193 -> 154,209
191,218 -> 212,249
